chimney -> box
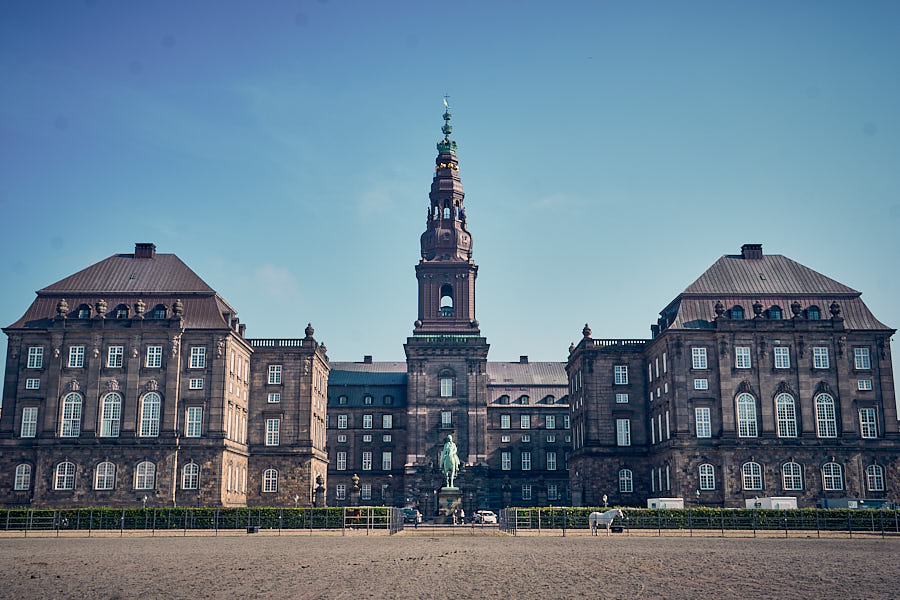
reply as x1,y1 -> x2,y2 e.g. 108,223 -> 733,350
741,243 -> 763,260
134,243 -> 156,259
519,355 -> 528,364
238,324 -> 246,337
363,355 -> 373,364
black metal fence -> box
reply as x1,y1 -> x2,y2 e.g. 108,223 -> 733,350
499,507 -> 900,538
1,506 -> 404,536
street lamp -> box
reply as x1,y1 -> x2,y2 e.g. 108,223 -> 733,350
602,494 -> 608,508
142,495 -> 148,509
695,489 -> 701,506
294,494 -> 300,509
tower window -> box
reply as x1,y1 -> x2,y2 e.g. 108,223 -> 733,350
443,206 -> 451,219
439,284 -> 453,317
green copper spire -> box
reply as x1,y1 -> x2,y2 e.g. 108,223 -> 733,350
436,97 -> 458,154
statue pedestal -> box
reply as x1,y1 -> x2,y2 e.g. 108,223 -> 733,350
435,487 -> 462,524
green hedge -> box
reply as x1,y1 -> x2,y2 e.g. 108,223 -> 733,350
0,506 -> 394,531
506,507 -> 900,531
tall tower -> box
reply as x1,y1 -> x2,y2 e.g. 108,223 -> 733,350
413,104 -> 479,335
404,103 -> 489,511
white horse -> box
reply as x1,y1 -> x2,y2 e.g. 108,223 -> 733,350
589,508 -> 624,536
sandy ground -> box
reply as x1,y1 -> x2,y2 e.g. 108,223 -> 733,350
1,532 -> 897,600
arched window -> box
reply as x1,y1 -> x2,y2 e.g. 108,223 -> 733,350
134,461 -> 156,490
140,392 -> 161,437
55,461 -> 76,490
768,305 -> 782,320
443,206 -> 451,219
100,393 -> 122,437
363,394 -> 373,405
736,393 -> 758,437
439,284 -> 454,317
822,462 -> 843,491
183,463 -> 200,490
337,395 -> 347,405
95,462 -> 116,490
807,306 -> 821,320
151,304 -> 167,319
542,395 -> 556,404
730,305 -> 744,320
114,304 -> 129,319
263,468 -> 278,493
60,392 -> 82,437
782,462 -> 803,491
517,395 -> 530,405
866,465 -> 885,492
76,304 -> 91,319
699,464 -> 715,490
497,395 -> 510,405
383,395 -> 394,405
775,393 -> 797,438
741,462 -> 763,490
618,469 -> 633,493
14,464 -> 31,491
815,393 -> 837,438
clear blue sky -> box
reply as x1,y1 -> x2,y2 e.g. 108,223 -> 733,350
1,2 -> 898,401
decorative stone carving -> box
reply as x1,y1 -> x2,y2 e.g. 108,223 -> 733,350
736,381 -> 754,396
797,336 -> 805,358
304,323 -> 315,339
145,379 -> 159,392
719,337 -> 728,358
130,335 -> 141,358
320,342 -> 327,354
51,333 -> 63,358
878,338 -> 887,360
568,342 -> 576,354
774,381 -> 796,397
173,298 -> 184,317
829,301 -> 841,319
169,334 -> 181,359
351,473 -> 360,491
837,336 -> 846,357
582,323 -> 592,339
714,301 -> 725,319
106,379 -> 120,391
216,338 -> 225,358
96,299 -> 107,318
814,380 -> 835,397
67,379 -> 80,392
752,301 -> 763,319
92,334 -> 103,358
135,299 -> 145,318
790,301 -> 802,318
758,338 -> 767,358
56,298 -> 69,318
8,335 -> 22,359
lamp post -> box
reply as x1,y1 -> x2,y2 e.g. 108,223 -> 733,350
142,495 -> 148,509
695,489 -> 701,507
602,494 -> 608,508
294,494 -> 300,509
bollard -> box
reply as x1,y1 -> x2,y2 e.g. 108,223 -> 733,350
342,507 -> 346,536
815,509 -> 820,538
89,508 -> 93,537
120,508 -> 125,537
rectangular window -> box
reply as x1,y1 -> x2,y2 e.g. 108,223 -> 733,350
268,392 -> 280,403
146,346 -> 162,368
500,414 -> 511,429
548,483 -> 558,501
186,407 -> 202,437
337,434 -> 347,443
107,346 -> 124,368
383,434 -> 392,442
735,347 -> 751,369
614,365 -> 628,385
25,378 -> 40,390
813,347 -> 830,369
440,377 -> 453,397
27,347 -> 43,369
68,346 -> 85,368
563,415 -> 570,429
694,378 -> 708,390
521,484 -> 532,501
336,484 -> 346,500
190,347 -> 206,369
655,358 -> 659,378
265,419 -> 280,446
363,414 -> 373,429
362,452 -> 372,471
21,407 -> 38,438
501,451 -> 511,470
520,414 -> 530,429
545,415 -> 556,429
546,452 -> 557,471
361,483 -> 371,500
521,434 -> 530,442
695,407 -> 711,438
521,451 -> 531,471
616,419 -> 631,446
337,414 -> 347,429
854,347 -> 871,370
382,451 -> 392,471
662,352 -> 667,373
666,410 -> 670,439
268,364 -> 282,384
189,378 -> 204,390
441,411 -> 452,428
616,393 -> 629,404
774,346 -> 790,369
651,418 -> 656,444
501,434 -> 511,443
860,408 -> 878,439
692,347 -> 707,369
858,379 -> 873,391
336,451 -> 347,470
382,414 -> 393,429
547,434 -> 555,443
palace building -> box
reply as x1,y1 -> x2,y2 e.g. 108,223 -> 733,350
1,109 -> 897,511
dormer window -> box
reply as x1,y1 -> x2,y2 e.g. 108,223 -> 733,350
497,395 -> 510,405
76,305 -> 91,319
363,395 -> 373,405
114,304 -> 129,319
517,395 -> 530,405
151,304 -> 167,319
768,305 -> 782,320
730,305 -> 744,320
807,306 -> 821,320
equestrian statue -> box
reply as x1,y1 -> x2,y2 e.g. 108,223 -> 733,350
440,434 -> 460,489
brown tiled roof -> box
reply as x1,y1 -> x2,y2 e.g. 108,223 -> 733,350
39,253 -> 214,294
681,254 -> 858,297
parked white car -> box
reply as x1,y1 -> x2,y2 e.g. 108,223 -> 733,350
474,510 -> 498,524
